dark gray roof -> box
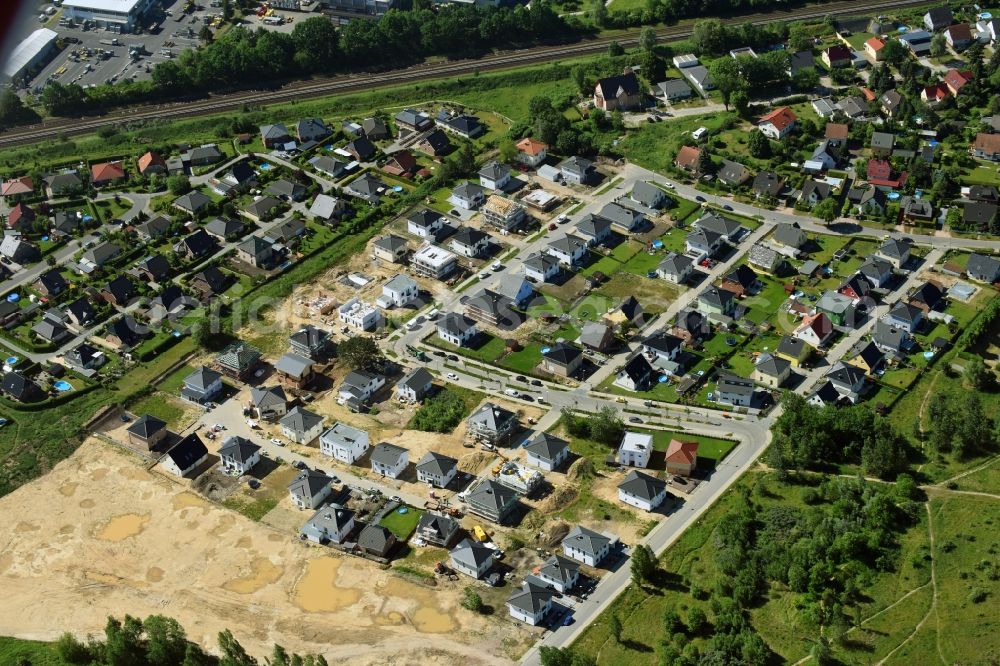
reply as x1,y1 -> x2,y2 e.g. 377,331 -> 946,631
416,451 -> 457,477
450,537 -> 495,568
274,352 -> 313,378
250,385 -> 286,409
539,554 -> 580,585
507,581 -> 555,614
467,479 -> 519,512
218,436 -> 261,464
358,524 -> 395,552
371,442 -> 408,467
439,312 -> 477,336
185,365 -> 221,390
967,253 -> 1000,281
617,469 -> 667,501
399,366 -> 433,391
287,468 -> 332,499
280,406 -> 323,433
542,341 -> 582,366
127,414 -> 167,439
523,432 -> 569,461
165,434 -> 208,470
562,525 -> 611,556
754,353 -> 790,377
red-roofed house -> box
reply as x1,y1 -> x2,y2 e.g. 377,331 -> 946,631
6,203 -> 36,231
864,37 -> 886,60
921,83 -> 950,105
665,439 -> 698,477
2,176 -> 33,200
794,312 -> 834,348
867,159 -> 908,188
758,107 -> 797,139
515,138 -> 548,168
943,69 -> 973,95
137,151 -> 167,176
861,87 -> 878,103
675,145 -> 702,173
822,44 -> 853,68
973,133 -> 1000,161
91,161 -> 126,187
381,150 -> 418,178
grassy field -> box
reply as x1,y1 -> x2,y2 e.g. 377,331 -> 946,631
570,472 -> 969,665
0,636 -> 63,665
380,506 -> 424,540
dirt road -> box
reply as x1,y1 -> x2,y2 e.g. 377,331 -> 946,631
0,439 -> 530,664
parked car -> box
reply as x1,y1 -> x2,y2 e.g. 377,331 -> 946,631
722,204 -> 733,211
628,416 -> 643,423
530,379 -> 543,387
695,195 -> 706,202
446,372 -> 459,380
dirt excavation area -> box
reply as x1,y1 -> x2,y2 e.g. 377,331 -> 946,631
0,439 -> 528,665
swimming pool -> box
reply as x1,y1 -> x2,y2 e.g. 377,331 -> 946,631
53,381 -> 73,392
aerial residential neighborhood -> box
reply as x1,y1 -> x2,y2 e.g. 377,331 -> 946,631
0,1 -> 998,665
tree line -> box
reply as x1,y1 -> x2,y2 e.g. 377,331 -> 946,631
53,614 -> 327,666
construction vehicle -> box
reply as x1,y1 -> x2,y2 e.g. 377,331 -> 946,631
490,451 -> 510,476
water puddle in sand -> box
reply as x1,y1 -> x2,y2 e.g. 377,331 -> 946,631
90,468 -> 108,481
59,482 -> 78,497
171,492 -> 210,512
375,611 -> 405,626
146,567 -> 164,582
96,514 -> 150,542
411,607 -> 456,633
14,522 -> 39,533
293,557 -> 362,612
222,557 -> 283,594
79,499 -> 96,509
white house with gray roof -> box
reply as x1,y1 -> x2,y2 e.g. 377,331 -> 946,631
396,366 -> 434,403
279,407 -> 325,445
523,253 -> 561,283
657,252 -> 694,284
538,554 -> 581,593
437,312 -> 478,347
370,442 -> 409,479
450,538 -> 496,579
465,479 -> 520,523
249,385 -> 287,421
467,402 -> 518,447
300,505 -> 354,544
523,432 -> 570,471
562,525 -> 613,566
218,436 -> 262,475
618,470 -> 668,511
479,161 -> 511,191
181,366 -> 222,404
416,451 -> 458,488
546,234 -> 589,267
320,422 -> 369,464
450,180 -> 487,210
630,181 -> 668,209
416,512 -> 460,547
377,274 -> 419,309
287,468 -> 333,510
506,581 -> 555,625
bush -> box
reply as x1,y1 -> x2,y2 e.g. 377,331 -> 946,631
408,389 -> 470,433
969,588 -> 988,604
461,587 -> 485,613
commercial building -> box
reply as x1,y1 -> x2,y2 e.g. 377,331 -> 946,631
63,0 -> 159,33
2,28 -> 59,83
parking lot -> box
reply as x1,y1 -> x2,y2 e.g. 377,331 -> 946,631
26,0 -> 211,91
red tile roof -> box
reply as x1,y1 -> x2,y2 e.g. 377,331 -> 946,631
7,203 -> 35,227
943,69 -> 973,94
825,123 -> 849,140
825,44 -> 853,61
797,312 -> 832,339
675,145 -> 701,170
865,37 -> 885,51
91,161 -> 125,183
137,151 -> 166,174
759,107 -> 797,132
861,87 -> 878,102
866,159 -> 908,188
516,137 -> 547,156
2,177 -> 33,197
665,439 -> 698,464
974,133 -> 1000,154
922,83 -> 949,102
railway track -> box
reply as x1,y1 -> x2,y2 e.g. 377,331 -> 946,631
0,0 -> 930,147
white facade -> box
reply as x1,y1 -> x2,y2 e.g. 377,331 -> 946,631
408,216 -> 443,239
618,431 -> 653,468
416,457 -> 457,488
562,538 -> 610,567
412,243 -> 457,280
371,444 -> 409,479
525,448 -> 568,472
378,275 -> 419,308
618,485 -> 667,512
219,448 -> 261,476
320,423 -> 370,464
338,297 -> 383,331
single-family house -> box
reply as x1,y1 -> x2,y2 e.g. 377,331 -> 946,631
396,366 -> 434,403
416,513 -> 460,547
972,133 -> 1000,161
546,234 -> 588,267
721,264 -> 759,297
716,372 -> 755,407
449,226 -> 491,258
541,342 -> 584,378
523,432 -> 570,472
654,78 -> 692,102
537,555 -> 580,594
776,335 -> 811,367
338,297 -> 382,332
562,525 -> 612,566
558,156 -> 599,186
181,366 -> 222,404
450,538 -> 496,579
753,353 -> 792,388
614,353 -> 655,391
372,234 -> 409,264
657,252 -> 694,284
465,479 -> 519,523
218,436 -> 262,476
618,470 -> 668,511
966,253 -> 1000,283
822,44 -> 853,68
753,171 -> 785,199
450,181 -> 487,210
523,252 -> 561,283
90,161 -> 126,187
924,6 -> 953,31
288,469 -> 334,510
945,23 -> 974,49
758,107 -> 797,139
506,582 -> 555,626
618,431 -> 653,468
515,137 -> 548,168
126,414 -> 167,451
279,407 -> 325,445
593,70 -> 641,111
697,285 -> 736,317
300,505 -> 355,545
437,312 -> 478,346
357,524 -> 397,559
65,342 -> 106,372
418,129 -> 452,158
482,195 -> 526,232
319,422 -> 369,465
466,403 -> 518,447
248,385 -> 287,421
338,369 -> 386,409
675,145 -> 701,173
479,161 -> 511,191
260,123 -> 291,148
416,451 -> 458,488
378,274 -> 419,309
795,312 -> 834,348
161,434 -> 208,477
665,439 -> 699,476
370,442 -> 409,479
883,301 -> 924,334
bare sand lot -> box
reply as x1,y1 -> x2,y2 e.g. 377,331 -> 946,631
0,439 -> 530,664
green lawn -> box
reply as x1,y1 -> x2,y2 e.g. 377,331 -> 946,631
0,637 -> 63,665
430,333 -> 506,364
502,344 -> 543,374
129,392 -> 188,427
156,363 -> 195,394
380,506 -> 424,540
